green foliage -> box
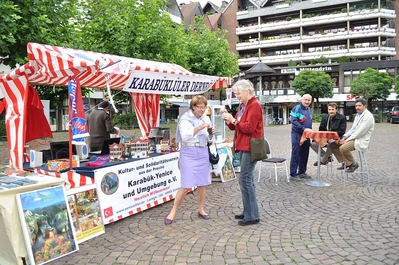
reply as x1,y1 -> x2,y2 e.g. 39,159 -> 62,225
395,75 -> 399,99
160,94 -> 170,105
310,56 -> 329,65
0,0 -> 86,67
185,18 -> 239,77
292,70 -> 334,102
0,120 -> 6,141
77,0 -> 189,66
350,67 -> 392,108
373,114 -> 381,123
288,59 -> 296,66
2,0 -> 237,80
2,0 -> 237,132
318,56 -> 329,64
0,1 -> 19,58
312,113 -> 323,123
338,56 -> 352,63
77,0 -> 237,100
113,112 -> 139,129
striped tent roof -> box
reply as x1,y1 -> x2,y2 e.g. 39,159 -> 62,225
0,43 -> 231,169
26,42 -> 231,91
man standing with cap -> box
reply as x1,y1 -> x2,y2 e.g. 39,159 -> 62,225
87,101 -> 119,152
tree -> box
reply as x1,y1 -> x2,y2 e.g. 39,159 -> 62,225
2,0 -> 238,130
75,0 -> 193,111
0,0 -> 86,67
1,0 -> 89,131
350,67 -> 392,110
78,0 -> 237,107
394,75 -> 399,99
185,18 -> 239,78
291,70 -> 334,113
76,0 -> 190,66
0,1 -> 20,62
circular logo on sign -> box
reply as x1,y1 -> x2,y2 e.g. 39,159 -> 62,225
101,172 -> 119,195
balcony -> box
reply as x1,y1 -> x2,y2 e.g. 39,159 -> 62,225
236,8 -> 396,35
237,35 -> 301,50
236,27 -> 396,51
238,47 -> 397,67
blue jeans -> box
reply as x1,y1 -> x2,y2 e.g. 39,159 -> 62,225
238,151 -> 259,220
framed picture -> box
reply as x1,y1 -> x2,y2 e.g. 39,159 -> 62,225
16,185 -> 78,265
66,184 -> 105,243
210,146 -> 236,182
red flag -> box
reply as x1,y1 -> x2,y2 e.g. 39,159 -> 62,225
25,86 -> 53,143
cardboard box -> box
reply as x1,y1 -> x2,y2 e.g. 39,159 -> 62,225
47,159 -> 78,171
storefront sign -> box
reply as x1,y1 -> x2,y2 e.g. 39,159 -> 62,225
299,66 -> 332,72
94,152 -> 180,224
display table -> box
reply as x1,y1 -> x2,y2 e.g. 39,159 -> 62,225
0,175 -> 65,265
35,152 -> 181,224
300,131 -> 339,187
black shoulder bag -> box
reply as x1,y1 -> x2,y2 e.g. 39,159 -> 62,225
208,142 -> 219,164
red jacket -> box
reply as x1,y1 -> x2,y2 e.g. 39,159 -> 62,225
226,97 -> 264,152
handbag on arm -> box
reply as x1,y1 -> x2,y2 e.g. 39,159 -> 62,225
250,136 -> 267,163
208,142 -> 220,165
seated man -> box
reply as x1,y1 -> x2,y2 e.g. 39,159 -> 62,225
330,98 -> 374,173
311,103 -> 347,166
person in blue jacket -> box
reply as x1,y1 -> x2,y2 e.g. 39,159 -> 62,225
290,94 -> 313,181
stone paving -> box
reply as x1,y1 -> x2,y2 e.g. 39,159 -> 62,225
4,123 -> 399,265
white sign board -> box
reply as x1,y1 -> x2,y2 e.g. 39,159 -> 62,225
123,71 -> 217,95
94,152 -> 180,224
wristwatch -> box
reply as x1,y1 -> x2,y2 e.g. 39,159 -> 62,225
232,119 -> 237,125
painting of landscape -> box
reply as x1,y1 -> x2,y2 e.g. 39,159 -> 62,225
16,185 -> 78,265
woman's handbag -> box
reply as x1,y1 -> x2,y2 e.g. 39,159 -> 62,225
208,142 -> 220,165
250,137 -> 267,163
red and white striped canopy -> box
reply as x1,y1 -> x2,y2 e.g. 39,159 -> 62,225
0,43 -> 231,169
26,42 -> 230,91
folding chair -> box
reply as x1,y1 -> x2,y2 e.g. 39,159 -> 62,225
257,139 -> 289,183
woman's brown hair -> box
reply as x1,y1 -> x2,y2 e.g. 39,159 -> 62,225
189,95 -> 208,110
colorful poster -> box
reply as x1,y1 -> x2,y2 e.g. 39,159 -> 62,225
210,146 -> 236,182
15,185 -> 78,265
66,184 -> 105,243
94,152 -> 181,224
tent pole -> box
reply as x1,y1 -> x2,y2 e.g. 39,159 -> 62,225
68,118 -> 73,171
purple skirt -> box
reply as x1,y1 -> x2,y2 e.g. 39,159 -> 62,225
179,146 -> 211,188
